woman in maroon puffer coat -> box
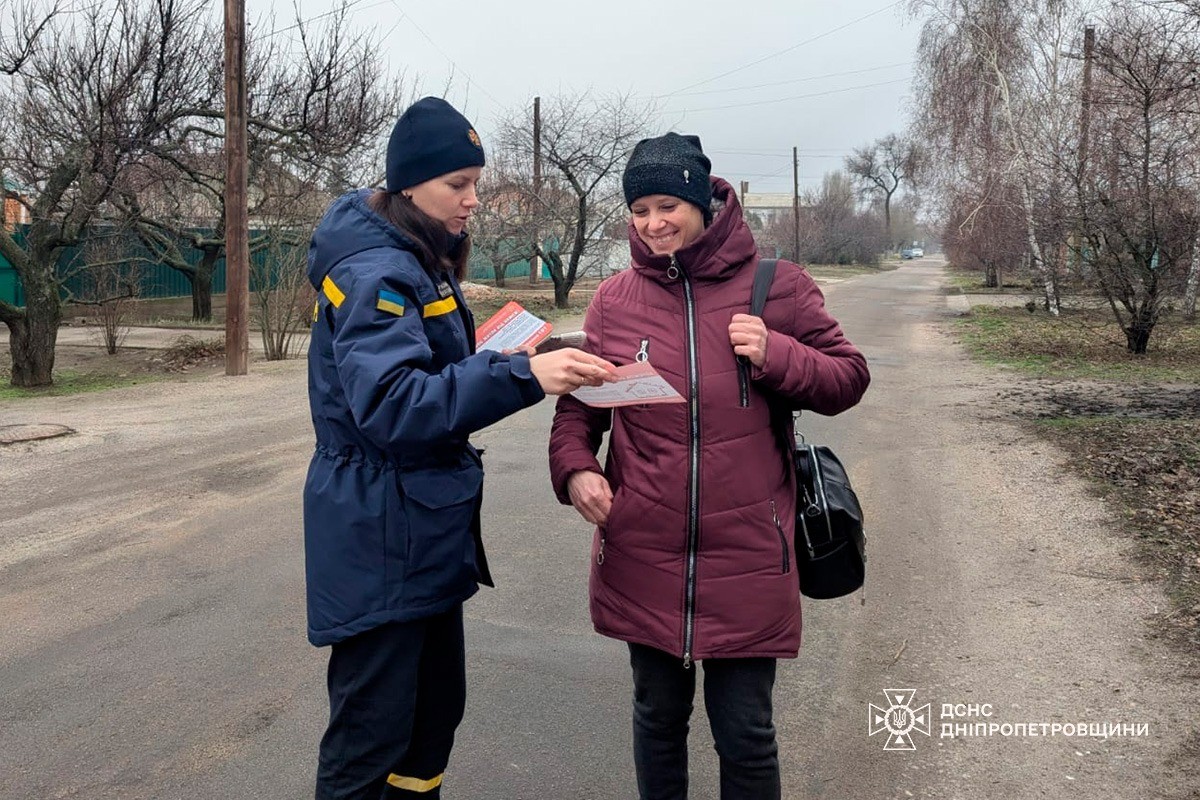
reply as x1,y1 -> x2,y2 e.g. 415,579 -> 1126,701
548,133 -> 870,799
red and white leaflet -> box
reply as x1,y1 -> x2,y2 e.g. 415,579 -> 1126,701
475,302 -> 553,352
570,362 -> 686,408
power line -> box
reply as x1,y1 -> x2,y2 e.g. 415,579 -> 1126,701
668,77 -> 912,114
738,172 -> 827,179
659,62 -> 914,98
710,149 -> 853,157
664,0 -> 905,97
385,0 -> 504,111
255,0 -> 391,40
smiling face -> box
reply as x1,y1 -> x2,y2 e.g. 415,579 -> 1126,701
404,166 -> 483,235
630,194 -> 706,256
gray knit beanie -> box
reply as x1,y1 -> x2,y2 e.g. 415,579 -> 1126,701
622,133 -> 713,222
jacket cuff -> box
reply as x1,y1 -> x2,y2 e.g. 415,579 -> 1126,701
552,462 -> 603,505
750,330 -> 789,386
507,352 -> 547,405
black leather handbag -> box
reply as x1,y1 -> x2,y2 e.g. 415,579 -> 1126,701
750,259 -> 866,600
791,440 -> 866,599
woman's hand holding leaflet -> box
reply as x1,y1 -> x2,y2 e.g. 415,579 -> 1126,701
567,471 -> 613,526
530,348 -> 618,395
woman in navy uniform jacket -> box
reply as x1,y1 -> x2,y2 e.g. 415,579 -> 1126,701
304,97 -> 615,800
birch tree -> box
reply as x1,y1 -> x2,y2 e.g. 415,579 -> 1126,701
909,0 -> 1086,314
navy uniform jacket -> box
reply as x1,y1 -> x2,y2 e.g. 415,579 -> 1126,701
303,190 -> 545,646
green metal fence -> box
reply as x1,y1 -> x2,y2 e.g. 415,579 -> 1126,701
0,225 -> 304,307
0,225 -> 551,307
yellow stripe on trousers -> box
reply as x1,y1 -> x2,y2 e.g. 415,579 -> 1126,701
386,773 -> 444,793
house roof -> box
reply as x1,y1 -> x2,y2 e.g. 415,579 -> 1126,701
741,192 -> 795,210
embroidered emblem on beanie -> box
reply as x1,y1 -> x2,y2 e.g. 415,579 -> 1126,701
386,97 -> 487,192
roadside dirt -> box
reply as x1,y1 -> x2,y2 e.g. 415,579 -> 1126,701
983,376 -> 1200,651
995,379 -> 1200,421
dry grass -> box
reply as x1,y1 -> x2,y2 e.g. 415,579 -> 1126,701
956,305 -> 1200,382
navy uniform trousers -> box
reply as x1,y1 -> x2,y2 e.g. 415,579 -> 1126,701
316,605 -> 465,799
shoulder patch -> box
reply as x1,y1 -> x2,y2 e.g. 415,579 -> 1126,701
376,289 -> 406,317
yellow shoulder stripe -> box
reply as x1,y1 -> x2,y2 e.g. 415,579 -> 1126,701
422,296 -> 458,318
322,275 -> 345,308
387,773 -> 444,793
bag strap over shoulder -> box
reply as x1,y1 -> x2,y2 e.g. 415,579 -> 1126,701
747,257 -> 797,467
750,258 -> 777,318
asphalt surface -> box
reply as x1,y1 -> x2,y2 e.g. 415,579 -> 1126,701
1,260 -> 1195,799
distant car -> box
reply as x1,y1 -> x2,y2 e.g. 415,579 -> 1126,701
911,247 -> 924,258
901,247 -> 916,259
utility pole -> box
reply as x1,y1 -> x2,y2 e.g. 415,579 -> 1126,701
530,95 -> 541,285
792,146 -> 800,263
1078,26 -> 1095,184
1075,24 -> 1095,275
223,0 -> 249,375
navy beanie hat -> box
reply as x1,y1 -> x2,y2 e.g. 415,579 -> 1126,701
386,97 -> 486,192
622,133 -> 713,221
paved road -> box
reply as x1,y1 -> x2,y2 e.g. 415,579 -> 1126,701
1,260 -> 1194,799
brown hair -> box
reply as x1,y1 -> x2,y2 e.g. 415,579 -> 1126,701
366,189 -> 471,281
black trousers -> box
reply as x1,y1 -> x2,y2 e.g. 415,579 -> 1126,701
629,643 -> 781,800
316,606 -> 466,800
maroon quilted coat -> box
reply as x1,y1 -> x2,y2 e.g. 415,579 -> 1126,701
548,178 -> 869,663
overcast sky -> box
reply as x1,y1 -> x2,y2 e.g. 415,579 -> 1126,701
251,0 -> 924,194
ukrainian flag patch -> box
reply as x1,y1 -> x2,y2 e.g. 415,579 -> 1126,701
376,289 -> 406,317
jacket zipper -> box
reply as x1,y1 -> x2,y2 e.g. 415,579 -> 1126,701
771,499 -> 789,574
737,359 -> 750,408
678,256 -> 702,669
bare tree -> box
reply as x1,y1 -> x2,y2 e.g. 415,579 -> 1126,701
70,231 -> 142,355
909,0 -> 1085,314
943,181 -> 1027,287
118,2 -> 405,320
252,227 -> 313,361
0,0 -> 218,387
756,172 -> 887,265
845,133 -> 923,248
497,92 -> 653,308
806,171 -> 888,265
1185,240 -> 1199,319
0,0 -> 55,75
1076,6 -> 1200,352
471,168 -> 535,287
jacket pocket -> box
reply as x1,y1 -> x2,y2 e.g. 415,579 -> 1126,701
597,485 -> 627,566
771,500 -> 790,574
398,465 -> 483,604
